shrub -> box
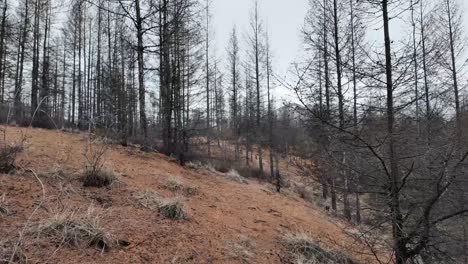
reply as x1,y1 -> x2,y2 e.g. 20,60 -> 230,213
282,232 -> 355,264
294,184 -> 314,203
225,235 -> 256,264
0,241 -> 27,264
213,161 -> 231,173
31,207 -> 114,252
158,199 -> 187,220
82,168 -> 116,188
0,144 -> 23,174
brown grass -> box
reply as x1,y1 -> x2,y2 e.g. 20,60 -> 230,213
224,235 -> 256,263
31,207 -> 114,252
282,232 -> 356,264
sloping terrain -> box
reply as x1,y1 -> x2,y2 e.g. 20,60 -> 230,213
0,126 -> 382,263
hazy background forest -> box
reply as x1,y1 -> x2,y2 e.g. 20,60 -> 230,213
0,0 -> 468,263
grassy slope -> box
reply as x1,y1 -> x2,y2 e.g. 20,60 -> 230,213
0,126 -> 382,263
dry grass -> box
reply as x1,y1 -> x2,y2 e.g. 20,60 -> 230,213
183,185 -> 200,196
38,165 -> 71,182
31,207 -> 114,252
282,232 -> 355,264
158,199 -> 188,220
225,170 -> 248,184
134,191 -> 163,211
164,178 -> 199,196
134,192 -> 188,220
164,178 -> 184,192
0,194 -> 9,216
82,167 -> 117,188
0,241 -> 27,264
185,161 -> 204,170
224,235 -> 256,264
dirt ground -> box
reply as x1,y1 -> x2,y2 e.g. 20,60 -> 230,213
0,126 -> 385,263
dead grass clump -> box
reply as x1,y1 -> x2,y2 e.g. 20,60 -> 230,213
225,235 -> 256,264
82,167 -> 117,188
32,207 -> 114,252
282,232 -> 355,264
38,165 -> 70,182
164,178 -> 200,196
226,169 -> 248,184
0,144 -> 23,174
186,161 -> 204,170
236,166 -> 267,181
134,192 -> 188,220
0,194 -> 9,216
158,199 -> 188,220
165,178 -> 183,192
0,241 -> 27,264
183,185 -> 200,196
134,191 -> 163,211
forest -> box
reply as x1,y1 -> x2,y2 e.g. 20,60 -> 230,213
0,0 -> 467,263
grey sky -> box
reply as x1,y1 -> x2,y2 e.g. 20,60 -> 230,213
213,0 -> 468,80
212,0 -> 308,76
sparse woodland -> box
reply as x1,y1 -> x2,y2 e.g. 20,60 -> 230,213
0,0 -> 467,263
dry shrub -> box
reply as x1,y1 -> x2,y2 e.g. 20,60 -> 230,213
282,232 -> 355,264
82,167 -> 116,188
0,144 -> 23,174
294,184 -> 314,203
225,235 -> 256,264
82,140 -> 116,188
0,241 -> 27,264
213,161 -> 231,173
31,207 -> 114,252
158,199 -> 188,220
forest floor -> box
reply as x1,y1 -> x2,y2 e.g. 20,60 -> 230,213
0,126 -> 386,263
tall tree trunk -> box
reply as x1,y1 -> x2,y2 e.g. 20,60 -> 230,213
253,1 -> 263,174
14,0 -> 30,123
205,0 -> 211,158
31,0 -> 40,121
420,0 -> 431,145
411,0 -> 420,135
0,0 -> 8,103
135,0 -> 148,143
383,1 -> 405,263
445,0 -> 460,137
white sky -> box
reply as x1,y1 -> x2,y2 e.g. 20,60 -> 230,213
212,0 -> 468,78
212,0 -> 308,76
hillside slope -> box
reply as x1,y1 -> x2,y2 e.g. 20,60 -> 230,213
0,127 -> 381,263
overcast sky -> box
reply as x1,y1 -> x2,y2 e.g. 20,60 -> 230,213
212,0 -> 468,79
